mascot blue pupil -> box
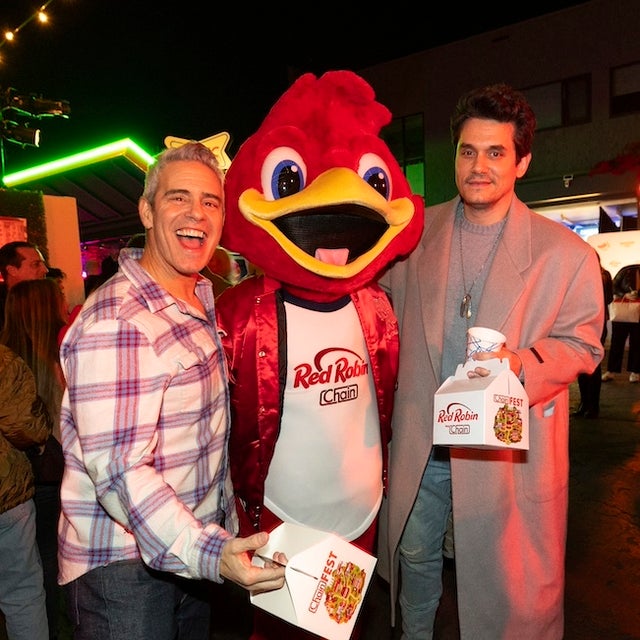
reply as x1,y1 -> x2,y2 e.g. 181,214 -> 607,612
363,167 -> 389,199
271,161 -> 304,199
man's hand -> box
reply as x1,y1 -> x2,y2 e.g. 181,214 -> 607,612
220,531 -> 286,594
467,347 -> 523,379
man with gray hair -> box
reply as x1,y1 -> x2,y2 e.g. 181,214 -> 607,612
58,142 -> 285,639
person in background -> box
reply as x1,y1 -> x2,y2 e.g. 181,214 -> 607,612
573,251 -> 614,417
46,267 -> 66,293
82,250 -> 121,298
0,341 -> 52,640
377,83 -> 604,639
57,141 -> 284,640
1,278 -> 69,639
0,240 -> 48,326
99,252 -> 119,280
602,263 -> 640,383
46,267 -> 71,324
126,231 -> 147,249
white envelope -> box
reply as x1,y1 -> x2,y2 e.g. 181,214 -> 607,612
251,522 -> 377,640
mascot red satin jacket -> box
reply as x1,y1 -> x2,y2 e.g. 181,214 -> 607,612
216,70 -> 423,594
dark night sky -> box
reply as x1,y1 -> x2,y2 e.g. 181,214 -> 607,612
1,0 -> 588,174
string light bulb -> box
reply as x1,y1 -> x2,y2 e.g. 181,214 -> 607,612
0,0 -> 56,52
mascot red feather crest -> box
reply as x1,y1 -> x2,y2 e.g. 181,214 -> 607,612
216,71 -> 423,639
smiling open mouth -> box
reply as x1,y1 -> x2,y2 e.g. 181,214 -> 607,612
177,228 -> 206,245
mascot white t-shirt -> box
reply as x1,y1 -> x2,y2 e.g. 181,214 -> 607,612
264,297 -> 382,540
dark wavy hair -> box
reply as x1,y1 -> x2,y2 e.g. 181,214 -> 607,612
450,83 -> 536,163
0,240 -> 40,280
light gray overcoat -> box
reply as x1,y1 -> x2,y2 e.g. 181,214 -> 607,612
377,195 -> 604,639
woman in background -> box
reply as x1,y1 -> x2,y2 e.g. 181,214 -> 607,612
0,341 -> 52,640
573,252 -> 614,417
1,278 -> 68,640
602,264 -> 640,384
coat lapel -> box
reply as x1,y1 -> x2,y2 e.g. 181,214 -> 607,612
416,198 -> 458,383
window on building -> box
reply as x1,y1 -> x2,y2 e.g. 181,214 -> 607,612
381,113 -> 425,199
524,75 -> 591,130
610,61 -> 640,117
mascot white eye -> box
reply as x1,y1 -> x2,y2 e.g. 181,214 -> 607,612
260,146 -> 307,201
358,153 -> 392,200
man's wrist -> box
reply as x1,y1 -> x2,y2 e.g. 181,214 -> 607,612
511,352 -> 524,382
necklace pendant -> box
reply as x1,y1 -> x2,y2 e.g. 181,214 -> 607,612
460,294 -> 472,319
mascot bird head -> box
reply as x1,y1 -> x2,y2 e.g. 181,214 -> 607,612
221,70 -> 424,302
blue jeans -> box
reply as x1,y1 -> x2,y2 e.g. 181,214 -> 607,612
607,321 -> 640,373
398,447 -> 452,640
0,499 -> 49,640
64,559 -> 212,640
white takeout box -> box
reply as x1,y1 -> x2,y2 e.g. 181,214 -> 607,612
251,522 -> 377,640
433,358 -> 529,449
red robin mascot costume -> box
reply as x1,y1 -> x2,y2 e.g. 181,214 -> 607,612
216,70 -> 424,639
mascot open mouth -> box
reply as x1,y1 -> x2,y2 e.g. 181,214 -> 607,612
273,205 -> 387,264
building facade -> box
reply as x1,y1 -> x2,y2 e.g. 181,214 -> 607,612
358,0 -> 640,236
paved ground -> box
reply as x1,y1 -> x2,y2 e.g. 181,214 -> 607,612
562,370 -> 640,640
210,362 -> 640,640
4,354 -> 639,640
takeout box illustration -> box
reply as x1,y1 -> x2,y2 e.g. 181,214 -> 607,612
251,522 -> 377,640
433,358 -> 529,449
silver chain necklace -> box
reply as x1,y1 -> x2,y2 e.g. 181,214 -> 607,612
458,216 -> 507,320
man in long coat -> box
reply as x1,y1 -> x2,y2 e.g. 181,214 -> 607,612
377,83 -> 604,639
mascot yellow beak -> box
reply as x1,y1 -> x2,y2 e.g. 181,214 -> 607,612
238,167 -> 417,278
